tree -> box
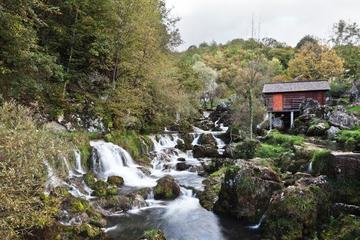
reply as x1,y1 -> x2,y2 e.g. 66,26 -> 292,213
192,61 -> 218,108
296,35 -> 319,49
232,56 -> 270,139
331,20 -> 360,46
288,43 -> 344,80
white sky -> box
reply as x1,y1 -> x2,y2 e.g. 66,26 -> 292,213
165,0 -> 360,50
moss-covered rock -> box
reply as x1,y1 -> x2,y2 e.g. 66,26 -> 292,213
140,229 -> 166,240
306,119 -> 330,136
107,176 -> 124,187
93,180 -> 108,197
214,161 -> 282,222
192,144 -> 220,158
225,139 -> 259,160
198,167 -> 226,210
84,172 -> 97,188
311,150 -> 334,176
154,175 -> 180,200
198,133 -> 217,147
262,176 -> 331,240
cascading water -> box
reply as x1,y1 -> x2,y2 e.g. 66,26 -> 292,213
74,150 -> 86,175
90,140 -> 156,187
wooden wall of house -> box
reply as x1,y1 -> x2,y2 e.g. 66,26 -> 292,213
264,91 -> 326,112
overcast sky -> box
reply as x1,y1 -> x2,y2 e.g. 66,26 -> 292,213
165,0 -> 360,51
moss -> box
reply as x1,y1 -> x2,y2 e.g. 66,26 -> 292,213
266,130 -> 304,146
78,223 -> 102,238
68,197 -> 91,214
93,180 -> 108,197
321,214 -> 360,240
84,172 -> 96,188
311,150 -> 333,176
107,176 -> 124,187
142,229 -> 166,240
106,186 -> 119,196
105,130 -> 153,162
232,139 -> 259,159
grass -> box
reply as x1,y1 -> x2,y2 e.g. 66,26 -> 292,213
311,149 -> 333,176
266,130 -> 304,146
346,105 -> 360,113
256,143 -> 289,159
336,127 -> 360,151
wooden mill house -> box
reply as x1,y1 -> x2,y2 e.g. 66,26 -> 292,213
262,80 -> 330,129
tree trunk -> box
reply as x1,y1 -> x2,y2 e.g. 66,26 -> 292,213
248,87 -> 254,139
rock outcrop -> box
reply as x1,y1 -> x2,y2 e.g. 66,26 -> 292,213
214,161 -> 282,222
153,176 -> 180,200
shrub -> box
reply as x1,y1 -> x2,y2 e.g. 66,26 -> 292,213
232,139 -> 259,160
0,102 -> 71,239
329,80 -> 351,98
336,128 -> 360,151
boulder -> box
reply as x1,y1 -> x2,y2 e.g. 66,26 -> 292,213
327,126 -> 340,140
328,106 -> 359,129
327,153 -> 360,180
44,121 -> 68,132
176,162 -> 189,171
349,83 -> 360,103
209,102 -> 233,126
299,98 -> 321,116
107,176 -> 124,187
192,145 -> 220,158
225,139 -> 259,160
262,176 -> 331,239
198,133 -> 217,147
177,134 -> 193,151
306,120 -> 330,136
194,119 -> 215,131
198,172 -> 224,211
154,176 -> 180,200
214,161 -> 282,222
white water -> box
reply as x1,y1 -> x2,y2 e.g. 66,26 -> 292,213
74,150 -> 86,175
307,161 -> 313,173
248,214 -> 266,230
90,140 -> 156,187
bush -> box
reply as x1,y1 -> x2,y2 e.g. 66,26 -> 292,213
0,102 -> 72,239
321,214 -> 360,240
231,139 -> 259,160
329,80 -> 351,98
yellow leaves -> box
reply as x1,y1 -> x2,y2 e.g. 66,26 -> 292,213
288,43 -> 344,80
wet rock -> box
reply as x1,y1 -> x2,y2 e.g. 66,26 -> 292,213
176,162 -> 189,171
107,176 -> 124,187
262,176 -> 331,239
154,176 -> 180,200
133,188 -> 152,200
225,139 -> 259,160
194,119 -> 215,131
198,133 -> 217,147
94,195 -> 133,212
192,145 -> 220,158
198,169 -> 225,210
177,157 -> 186,162
209,102 -> 233,126
328,106 -> 359,129
214,161 -> 282,222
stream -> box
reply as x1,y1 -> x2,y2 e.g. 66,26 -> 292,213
60,113 -> 261,240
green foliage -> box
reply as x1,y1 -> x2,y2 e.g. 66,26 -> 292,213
346,105 -> 360,113
142,229 -> 166,240
330,80 -> 352,98
0,102 -> 72,239
321,214 -> 360,240
336,128 -> 360,151
266,130 -> 304,146
84,172 -> 97,188
329,179 -> 360,205
232,139 -> 259,159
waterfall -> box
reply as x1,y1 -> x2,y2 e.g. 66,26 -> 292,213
44,161 -> 64,193
90,140 -> 156,187
307,161 -> 313,173
74,150 -> 85,175
248,214 -> 266,230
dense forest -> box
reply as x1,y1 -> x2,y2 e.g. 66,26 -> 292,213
1,0 -> 360,239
